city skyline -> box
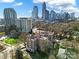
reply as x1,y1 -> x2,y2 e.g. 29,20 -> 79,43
0,0 -> 79,18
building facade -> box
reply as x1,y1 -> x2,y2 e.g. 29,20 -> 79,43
4,8 -> 17,27
50,10 -> 56,21
15,19 -> 22,31
42,2 -> 46,20
19,18 -> 32,33
45,10 -> 49,20
42,2 -> 49,20
70,12 -> 75,20
32,6 -> 38,19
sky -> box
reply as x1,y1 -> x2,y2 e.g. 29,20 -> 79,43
0,0 -> 79,18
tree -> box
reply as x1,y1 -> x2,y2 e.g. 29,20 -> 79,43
48,55 -> 56,59
65,48 -> 76,59
19,32 -> 28,48
5,25 -> 20,38
15,48 -> 23,59
36,39 -> 40,52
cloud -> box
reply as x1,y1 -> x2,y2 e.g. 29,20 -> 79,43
64,6 -> 79,12
1,0 -> 14,3
64,6 -> 79,17
48,0 -> 75,6
47,0 -> 76,12
14,2 -> 23,6
33,0 -> 76,9
33,0 -> 75,6
33,0 -> 79,17
33,0 -> 47,3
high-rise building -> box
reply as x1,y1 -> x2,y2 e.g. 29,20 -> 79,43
42,2 -> 46,20
42,2 -> 49,20
55,13 -> 59,20
50,10 -> 56,21
64,12 -> 70,20
60,12 -> 65,20
45,10 -> 49,20
32,6 -> 38,19
4,8 -> 17,27
15,19 -> 22,29
20,18 -> 32,33
70,12 -> 75,20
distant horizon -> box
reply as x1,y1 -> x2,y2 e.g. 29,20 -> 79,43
0,0 -> 79,18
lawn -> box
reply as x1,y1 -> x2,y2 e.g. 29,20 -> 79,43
0,32 -> 5,35
4,38 -> 17,45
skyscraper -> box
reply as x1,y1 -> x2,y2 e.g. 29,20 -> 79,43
42,2 -> 49,20
45,10 -> 49,20
70,12 -> 75,20
4,8 -> 17,27
50,10 -> 56,21
32,6 -> 38,19
42,2 -> 46,20
64,12 -> 70,20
